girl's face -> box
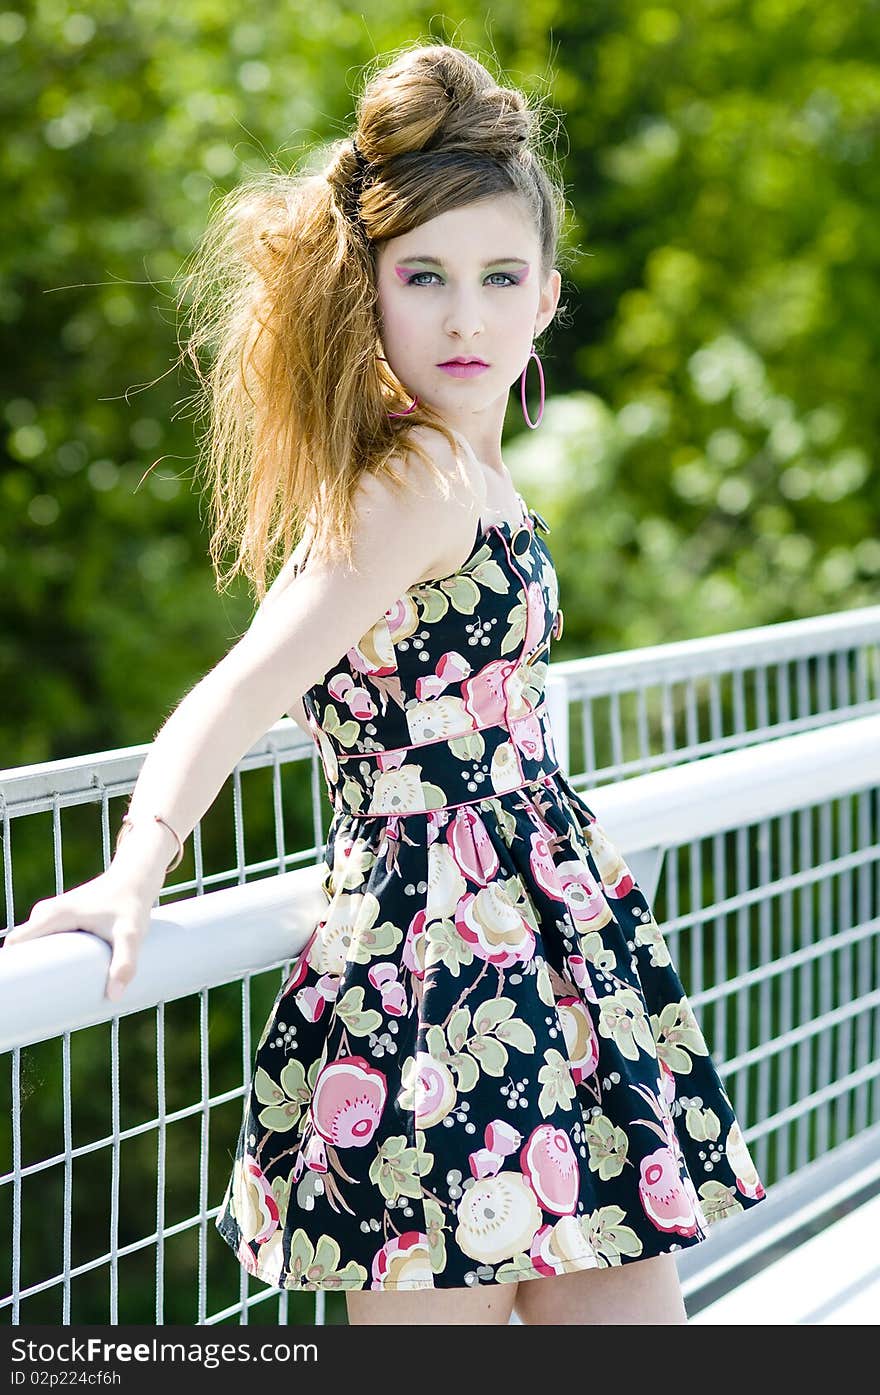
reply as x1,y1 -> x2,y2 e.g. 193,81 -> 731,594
374,195 -> 561,444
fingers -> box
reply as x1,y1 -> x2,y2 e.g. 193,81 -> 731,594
5,899 -> 80,946
106,923 -> 141,1003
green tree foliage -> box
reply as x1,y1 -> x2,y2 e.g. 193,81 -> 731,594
1,1 -> 878,1324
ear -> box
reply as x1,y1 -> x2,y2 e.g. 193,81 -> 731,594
535,267 -> 562,337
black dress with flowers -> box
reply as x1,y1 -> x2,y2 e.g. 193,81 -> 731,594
215,494 -> 766,1292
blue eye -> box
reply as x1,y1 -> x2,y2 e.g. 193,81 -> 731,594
404,271 -> 519,287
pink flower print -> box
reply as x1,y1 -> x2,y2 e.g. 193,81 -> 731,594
415,650 -> 472,702
302,1131 -> 328,1174
462,659 -> 516,726
638,1147 -> 701,1236
530,1216 -> 599,1276
557,859 -> 615,933
567,954 -> 600,1004
437,652 -> 472,683
370,1231 -> 433,1290
416,673 -> 448,702
402,909 -> 427,980
349,611 -> 398,676
469,1147 -> 505,1179
346,686 -> 377,720
522,581 -> 546,656
235,1154 -> 280,1243
383,594 -> 421,646
556,996 -> 600,1084
279,943 -> 312,999
294,985 -> 330,1024
455,885 -> 537,969
449,806 -> 500,886
237,1237 -> 258,1276
484,1120 -> 522,1156
585,822 -> 636,900
328,672 -> 355,702
368,963 -> 408,1017
510,712 -> 545,762
412,1053 -> 457,1129
659,1058 -> 677,1109
375,747 -> 408,773
520,1125 -> 580,1216
528,830 -> 567,903
682,1172 -> 710,1233
726,1122 -> 765,1201
311,1055 -> 388,1148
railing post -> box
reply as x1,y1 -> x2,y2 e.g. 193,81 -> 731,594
545,668 -> 570,775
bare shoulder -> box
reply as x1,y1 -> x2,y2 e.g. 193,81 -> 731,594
372,425 -> 484,583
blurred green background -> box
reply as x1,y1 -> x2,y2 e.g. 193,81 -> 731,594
2,0 -> 878,1326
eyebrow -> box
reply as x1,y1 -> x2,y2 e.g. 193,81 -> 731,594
395,256 -> 530,268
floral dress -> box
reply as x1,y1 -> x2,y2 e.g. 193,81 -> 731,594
215,493 -> 767,1293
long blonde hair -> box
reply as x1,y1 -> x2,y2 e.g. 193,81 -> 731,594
175,41 -> 570,602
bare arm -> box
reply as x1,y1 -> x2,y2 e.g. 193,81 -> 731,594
109,441 -> 476,901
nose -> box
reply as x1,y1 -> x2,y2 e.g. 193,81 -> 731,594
442,290 -> 485,342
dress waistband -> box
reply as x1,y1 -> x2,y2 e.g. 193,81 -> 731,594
324,701 -> 561,818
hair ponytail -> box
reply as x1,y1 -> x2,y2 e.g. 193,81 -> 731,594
174,42 -> 570,601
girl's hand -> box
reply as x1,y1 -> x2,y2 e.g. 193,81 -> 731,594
3,870 -> 154,1003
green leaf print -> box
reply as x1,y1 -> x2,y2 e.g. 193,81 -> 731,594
425,1024 -> 449,1061
634,915 -> 672,968
415,1129 -> 434,1179
473,997 -> 516,1034
254,1066 -> 285,1108
442,574 -> 481,613
341,777 -> 365,812
419,589 -> 451,622
495,1018 -> 537,1054
536,960 -> 555,1007
280,1059 -> 308,1101
254,1064 -> 308,1132
582,1113 -> 629,1180
449,1051 -> 480,1092
500,598 -> 527,656
685,1105 -> 721,1142
368,1136 -> 423,1202
468,1034 -> 508,1076
477,797 -> 517,845
583,1205 -> 643,1266
448,732 -> 486,761
496,1252 -> 539,1283
335,985 -> 383,1036
321,704 -> 360,749
426,917 -> 475,976
577,930 -> 617,974
283,1229 -> 370,1290
421,780 -> 450,810
470,556 -> 509,594
348,916 -> 403,964
538,1047 -> 577,1114
651,998 -> 710,1074
424,1195 -> 448,1275
698,1180 -> 745,1225
446,1007 -> 472,1054
598,988 -> 657,1062
270,1172 -> 294,1230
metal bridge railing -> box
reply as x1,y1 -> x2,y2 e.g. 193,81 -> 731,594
2,605 -> 879,1324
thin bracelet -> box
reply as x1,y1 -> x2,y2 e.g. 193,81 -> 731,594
115,813 -> 185,872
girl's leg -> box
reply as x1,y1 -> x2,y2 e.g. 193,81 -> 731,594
513,1253 -> 687,1325
346,1280 -> 519,1326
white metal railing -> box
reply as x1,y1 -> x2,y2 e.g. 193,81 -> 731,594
2,606 -> 879,1324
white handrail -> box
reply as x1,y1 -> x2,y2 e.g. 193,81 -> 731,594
2,712 -> 877,1055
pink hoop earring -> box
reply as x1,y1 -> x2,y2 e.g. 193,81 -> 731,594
387,394 -> 419,418
377,356 -> 419,417
520,343 -> 545,429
